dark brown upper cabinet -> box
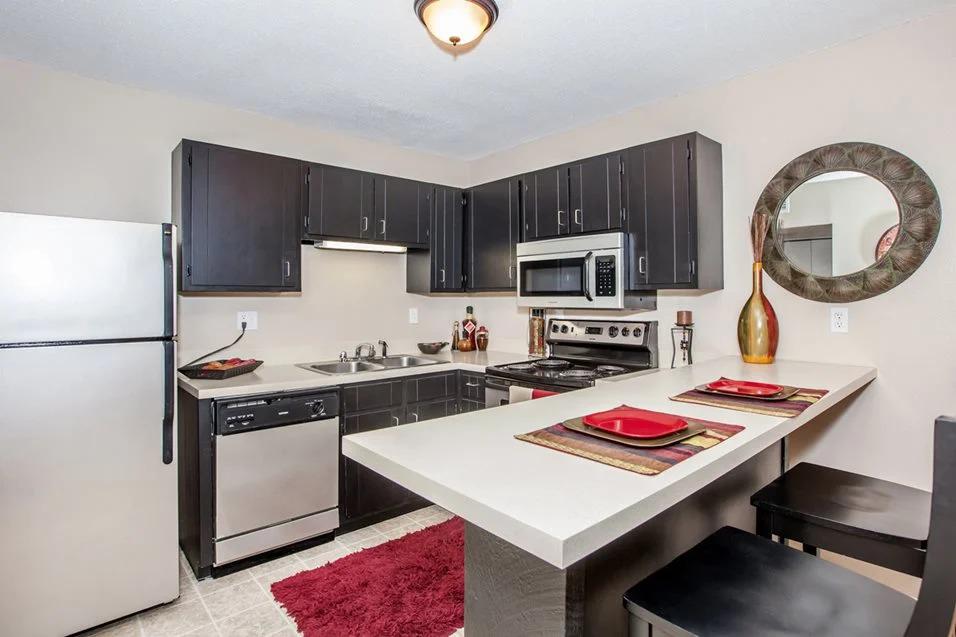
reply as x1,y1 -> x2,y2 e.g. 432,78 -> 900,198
173,140 -> 301,293
466,177 -> 521,291
304,164 -> 374,241
522,154 -> 624,241
373,175 -> 428,246
623,132 -> 723,291
406,185 -> 464,293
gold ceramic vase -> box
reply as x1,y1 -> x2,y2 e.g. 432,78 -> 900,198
737,262 -> 779,364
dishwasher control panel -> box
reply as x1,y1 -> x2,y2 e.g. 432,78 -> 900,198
215,390 -> 340,435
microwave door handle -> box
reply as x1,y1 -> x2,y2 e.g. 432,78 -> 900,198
582,251 -> 594,301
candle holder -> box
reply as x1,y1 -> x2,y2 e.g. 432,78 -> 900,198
671,323 -> 694,368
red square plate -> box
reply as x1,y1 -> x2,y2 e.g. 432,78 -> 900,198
706,378 -> 783,397
582,406 -> 688,439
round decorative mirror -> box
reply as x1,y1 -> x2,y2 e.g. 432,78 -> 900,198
758,142 -> 941,302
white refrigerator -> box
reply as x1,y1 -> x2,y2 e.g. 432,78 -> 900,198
0,212 -> 179,636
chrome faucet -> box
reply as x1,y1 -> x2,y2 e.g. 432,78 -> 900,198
378,340 -> 389,358
354,342 -> 376,360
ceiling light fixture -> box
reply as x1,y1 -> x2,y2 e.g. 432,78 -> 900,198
414,0 -> 499,47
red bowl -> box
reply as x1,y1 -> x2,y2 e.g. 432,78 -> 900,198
707,379 -> 783,397
582,406 -> 688,439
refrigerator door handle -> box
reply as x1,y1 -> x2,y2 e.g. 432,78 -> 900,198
162,224 -> 175,338
162,340 -> 174,465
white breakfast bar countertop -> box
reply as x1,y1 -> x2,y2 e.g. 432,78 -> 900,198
177,350 -> 529,400
343,356 -> 877,569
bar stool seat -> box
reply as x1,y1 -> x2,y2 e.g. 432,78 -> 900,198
751,462 -> 930,576
623,526 -> 915,637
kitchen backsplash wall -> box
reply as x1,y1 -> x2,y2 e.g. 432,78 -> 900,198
179,247 -> 528,364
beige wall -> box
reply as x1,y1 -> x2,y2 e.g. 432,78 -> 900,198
469,8 -> 956,496
0,57 -> 528,363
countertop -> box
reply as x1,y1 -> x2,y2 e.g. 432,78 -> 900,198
177,350 -> 530,400
342,356 -> 877,569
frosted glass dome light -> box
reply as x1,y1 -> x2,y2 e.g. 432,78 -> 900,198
414,0 -> 499,47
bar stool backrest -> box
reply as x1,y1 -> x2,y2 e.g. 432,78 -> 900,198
905,415 -> 956,636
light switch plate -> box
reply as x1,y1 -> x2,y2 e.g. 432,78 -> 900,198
237,311 -> 258,330
408,308 -> 419,325
830,307 -> 849,333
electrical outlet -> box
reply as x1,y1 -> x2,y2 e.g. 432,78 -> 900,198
408,308 -> 419,325
237,311 -> 258,331
830,307 -> 848,333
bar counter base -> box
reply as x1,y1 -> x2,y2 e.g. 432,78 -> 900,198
464,442 -> 781,635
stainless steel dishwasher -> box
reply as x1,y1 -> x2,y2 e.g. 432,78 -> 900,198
213,390 -> 340,565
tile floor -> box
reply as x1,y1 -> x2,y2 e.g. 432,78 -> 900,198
85,505 -> 461,637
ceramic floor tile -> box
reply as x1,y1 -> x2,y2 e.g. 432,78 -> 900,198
246,554 -> 302,578
202,580 -> 270,622
335,526 -> 383,545
254,562 -> 310,588
181,625 -> 219,637
346,534 -> 390,551
372,516 -> 418,533
381,522 -> 423,540
419,509 -> 455,526
404,505 -> 441,523
266,628 -> 299,637
86,616 -> 143,637
216,602 -> 287,637
194,569 -> 253,597
301,546 -> 354,570
139,599 -> 213,637
294,539 -> 348,562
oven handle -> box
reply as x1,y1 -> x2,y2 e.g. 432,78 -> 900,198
582,251 -> 593,301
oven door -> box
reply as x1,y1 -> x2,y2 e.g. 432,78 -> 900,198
485,376 -> 573,408
516,248 -> 623,309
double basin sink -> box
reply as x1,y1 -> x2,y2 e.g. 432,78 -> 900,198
297,355 -> 439,376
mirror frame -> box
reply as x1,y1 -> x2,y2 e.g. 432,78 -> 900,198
759,142 -> 941,302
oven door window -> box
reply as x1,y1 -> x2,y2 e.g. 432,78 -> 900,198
520,257 -> 586,296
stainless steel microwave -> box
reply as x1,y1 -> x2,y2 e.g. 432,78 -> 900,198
515,232 -> 656,310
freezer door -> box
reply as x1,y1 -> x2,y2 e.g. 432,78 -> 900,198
0,212 -> 174,343
0,341 -> 178,637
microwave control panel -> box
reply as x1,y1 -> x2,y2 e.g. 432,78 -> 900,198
595,256 -> 616,297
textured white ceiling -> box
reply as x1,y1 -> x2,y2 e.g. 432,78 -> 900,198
0,0 -> 951,159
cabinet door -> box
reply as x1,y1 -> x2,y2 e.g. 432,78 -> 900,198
523,167 -> 568,240
184,142 -> 301,291
467,178 -> 520,290
342,379 -> 404,413
459,399 -> 485,413
341,408 -> 414,524
306,164 -> 374,240
568,154 -> 623,234
624,137 -> 693,289
434,187 -> 464,291
375,176 -> 424,245
406,398 -> 458,424
460,372 -> 485,402
405,372 -> 458,403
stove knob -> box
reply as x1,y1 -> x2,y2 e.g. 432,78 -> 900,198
560,325 -> 569,334
608,326 -> 619,338
551,323 -> 560,333
621,327 -> 630,337
634,329 -> 643,339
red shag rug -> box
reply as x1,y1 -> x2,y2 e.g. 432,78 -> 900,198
271,517 -> 464,637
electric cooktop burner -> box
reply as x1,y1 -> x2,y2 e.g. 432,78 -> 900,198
596,365 -> 626,374
505,363 -> 535,371
559,369 -> 598,379
533,359 -> 571,369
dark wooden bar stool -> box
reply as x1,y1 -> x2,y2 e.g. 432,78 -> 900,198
750,461 -> 931,576
623,415 -> 956,637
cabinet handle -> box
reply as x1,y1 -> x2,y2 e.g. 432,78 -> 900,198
557,210 -> 566,227
574,209 -> 582,226
691,260 -> 696,276
440,268 -> 446,283
410,412 -> 419,423
508,265 -> 515,280
362,216 -> 369,232
638,256 -> 647,275
465,382 -> 481,388
284,259 -> 291,278
392,416 -> 400,426
380,219 -> 386,236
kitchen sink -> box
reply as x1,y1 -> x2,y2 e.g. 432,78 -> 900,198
297,355 -> 439,376
378,355 -> 439,368
302,361 -> 384,375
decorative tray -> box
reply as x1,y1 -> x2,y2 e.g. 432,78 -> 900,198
179,358 -> 263,380
562,416 -> 705,448
582,406 -> 687,439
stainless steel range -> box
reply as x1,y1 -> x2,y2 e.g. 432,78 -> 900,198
485,318 -> 658,407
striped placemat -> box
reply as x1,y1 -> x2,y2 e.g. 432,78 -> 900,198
670,382 -> 828,418
515,418 -> 744,476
